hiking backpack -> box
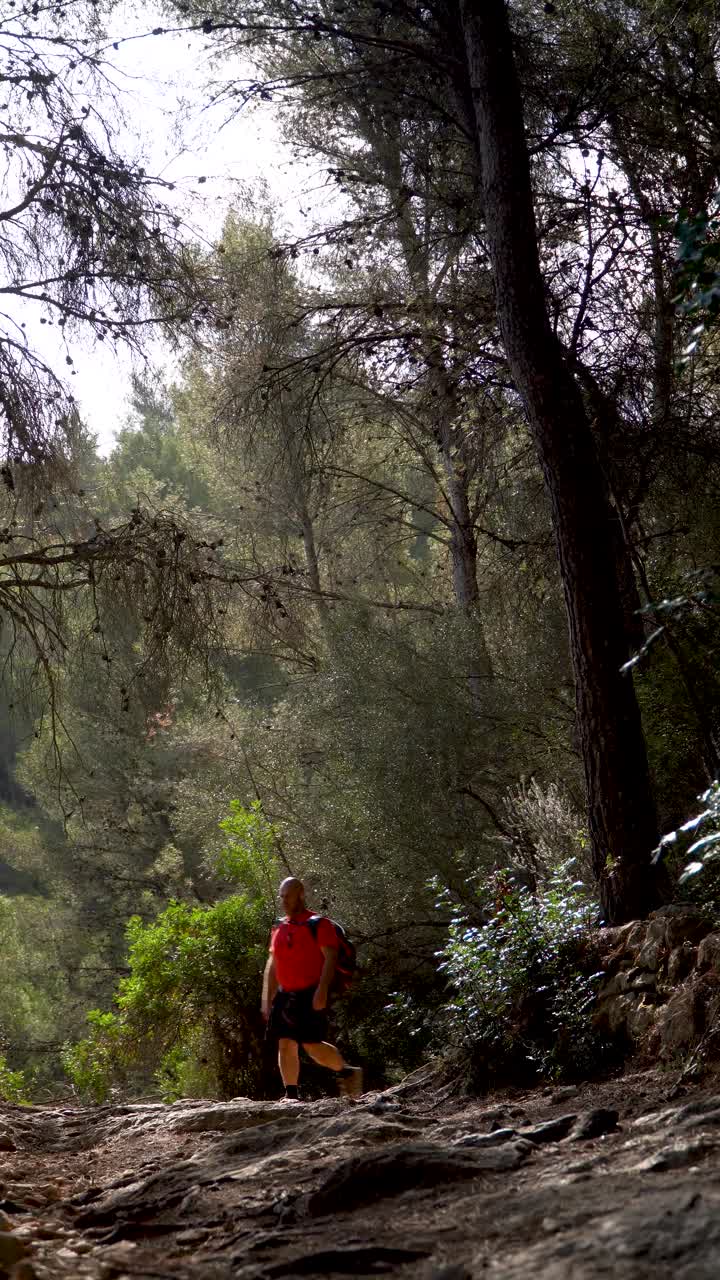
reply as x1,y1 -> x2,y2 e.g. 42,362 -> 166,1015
306,915 -> 357,995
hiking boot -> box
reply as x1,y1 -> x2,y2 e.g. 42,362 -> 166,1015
338,1066 -> 363,1098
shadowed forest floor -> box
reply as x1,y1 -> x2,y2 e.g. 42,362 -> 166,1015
2,1065 -> 720,1277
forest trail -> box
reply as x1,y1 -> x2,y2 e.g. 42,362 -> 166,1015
1,1067 -> 720,1278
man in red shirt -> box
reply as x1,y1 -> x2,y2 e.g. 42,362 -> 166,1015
262,876 -> 362,1101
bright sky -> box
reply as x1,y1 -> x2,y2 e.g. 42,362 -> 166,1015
64,8 -> 302,453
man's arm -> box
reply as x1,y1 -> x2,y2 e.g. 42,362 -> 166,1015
262,955 -> 278,1021
313,945 -> 338,1010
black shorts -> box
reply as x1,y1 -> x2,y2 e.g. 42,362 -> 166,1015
268,986 -> 329,1044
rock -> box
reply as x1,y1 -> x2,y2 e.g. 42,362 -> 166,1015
454,1128 -> 516,1148
625,966 -> 657,992
669,1097 -> 720,1127
633,1139 -> 716,1172
0,1134 -> 15,1154
6,1187 -> 41,1205
568,1109 -> 618,1140
655,984 -> 705,1056
495,1187 -> 720,1278
645,915 -> 669,947
263,1245 -> 432,1276
625,996 -> 657,1040
518,1115 -> 577,1144
176,1228 -> 210,1244
306,1141 -> 533,1216
37,1183 -> 62,1203
664,907 -> 714,950
34,1222 -> 66,1239
0,1211 -> 12,1232
475,1106 -> 519,1128
94,1239 -> 137,1263
360,1099 -> 403,1116
167,1101 -> 297,1134
637,938 -> 663,971
601,992 -> 639,1035
612,920 -> 648,952
549,1085 -> 579,1104
669,944 -> 699,985
423,1265 -> 472,1280
0,1234 -> 28,1270
677,1108 -> 720,1132
697,932 -> 720,972
8,1264 -> 37,1280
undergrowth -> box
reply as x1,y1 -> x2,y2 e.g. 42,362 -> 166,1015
434,861 -> 616,1088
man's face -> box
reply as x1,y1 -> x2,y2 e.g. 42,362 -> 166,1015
280,881 -> 304,916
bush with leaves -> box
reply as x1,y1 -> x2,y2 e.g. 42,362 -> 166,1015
502,779 -> 591,891
211,799 -> 282,902
62,1011 -> 127,1105
675,199 -> 720,346
436,863 -> 610,1087
0,1054 -> 30,1105
64,893 -> 272,1103
655,781 -> 720,913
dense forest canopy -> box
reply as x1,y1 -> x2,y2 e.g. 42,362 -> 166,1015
0,0 -> 719,1100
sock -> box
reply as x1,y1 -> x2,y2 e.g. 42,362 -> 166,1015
285,1084 -> 299,1099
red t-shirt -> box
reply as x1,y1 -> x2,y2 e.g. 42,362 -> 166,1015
270,909 -> 337,991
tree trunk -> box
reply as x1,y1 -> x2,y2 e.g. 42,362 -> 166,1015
458,0 -> 660,923
299,501 -> 326,608
354,111 -> 492,672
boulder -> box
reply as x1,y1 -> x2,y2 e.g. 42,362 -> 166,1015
568,1109 -> 618,1141
625,997 -> 658,1041
697,932 -> 720,972
636,938 -> 663,972
664,907 -> 715,950
518,1116 -> 577,1144
654,985 -> 704,1057
668,944 -> 698,985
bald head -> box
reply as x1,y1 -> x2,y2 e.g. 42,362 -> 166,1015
279,877 -> 305,917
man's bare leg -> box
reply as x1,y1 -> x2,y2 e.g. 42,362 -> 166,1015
278,1038 -> 300,1098
303,1042 -> 363,1096
302,1041 -> 345,1071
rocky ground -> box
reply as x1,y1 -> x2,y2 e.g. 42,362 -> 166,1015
2,1063 -> 720,1279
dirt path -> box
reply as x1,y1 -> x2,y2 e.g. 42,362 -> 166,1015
2,1067 -> 720,1278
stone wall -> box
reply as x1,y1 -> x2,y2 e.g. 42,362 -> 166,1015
594,904 -> 720,1060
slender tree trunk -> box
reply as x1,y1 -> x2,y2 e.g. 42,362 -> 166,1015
424,357 -> 482,614
457,0 -> 660,923
299,501 -> 325,607
354,113 -> 491,673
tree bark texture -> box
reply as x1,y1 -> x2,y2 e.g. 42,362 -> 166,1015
457,0 -> 660,922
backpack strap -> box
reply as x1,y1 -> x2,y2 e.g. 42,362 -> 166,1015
305,914 -> 323,940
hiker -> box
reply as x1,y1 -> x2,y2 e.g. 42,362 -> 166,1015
261,876 -> 362,1101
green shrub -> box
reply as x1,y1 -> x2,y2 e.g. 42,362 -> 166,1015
436,862 -> 610,1086
62,1011 -> 125,1104
212,799 -> 281,902
64,894 -> 271,1102
0,1054 -> 31,1105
